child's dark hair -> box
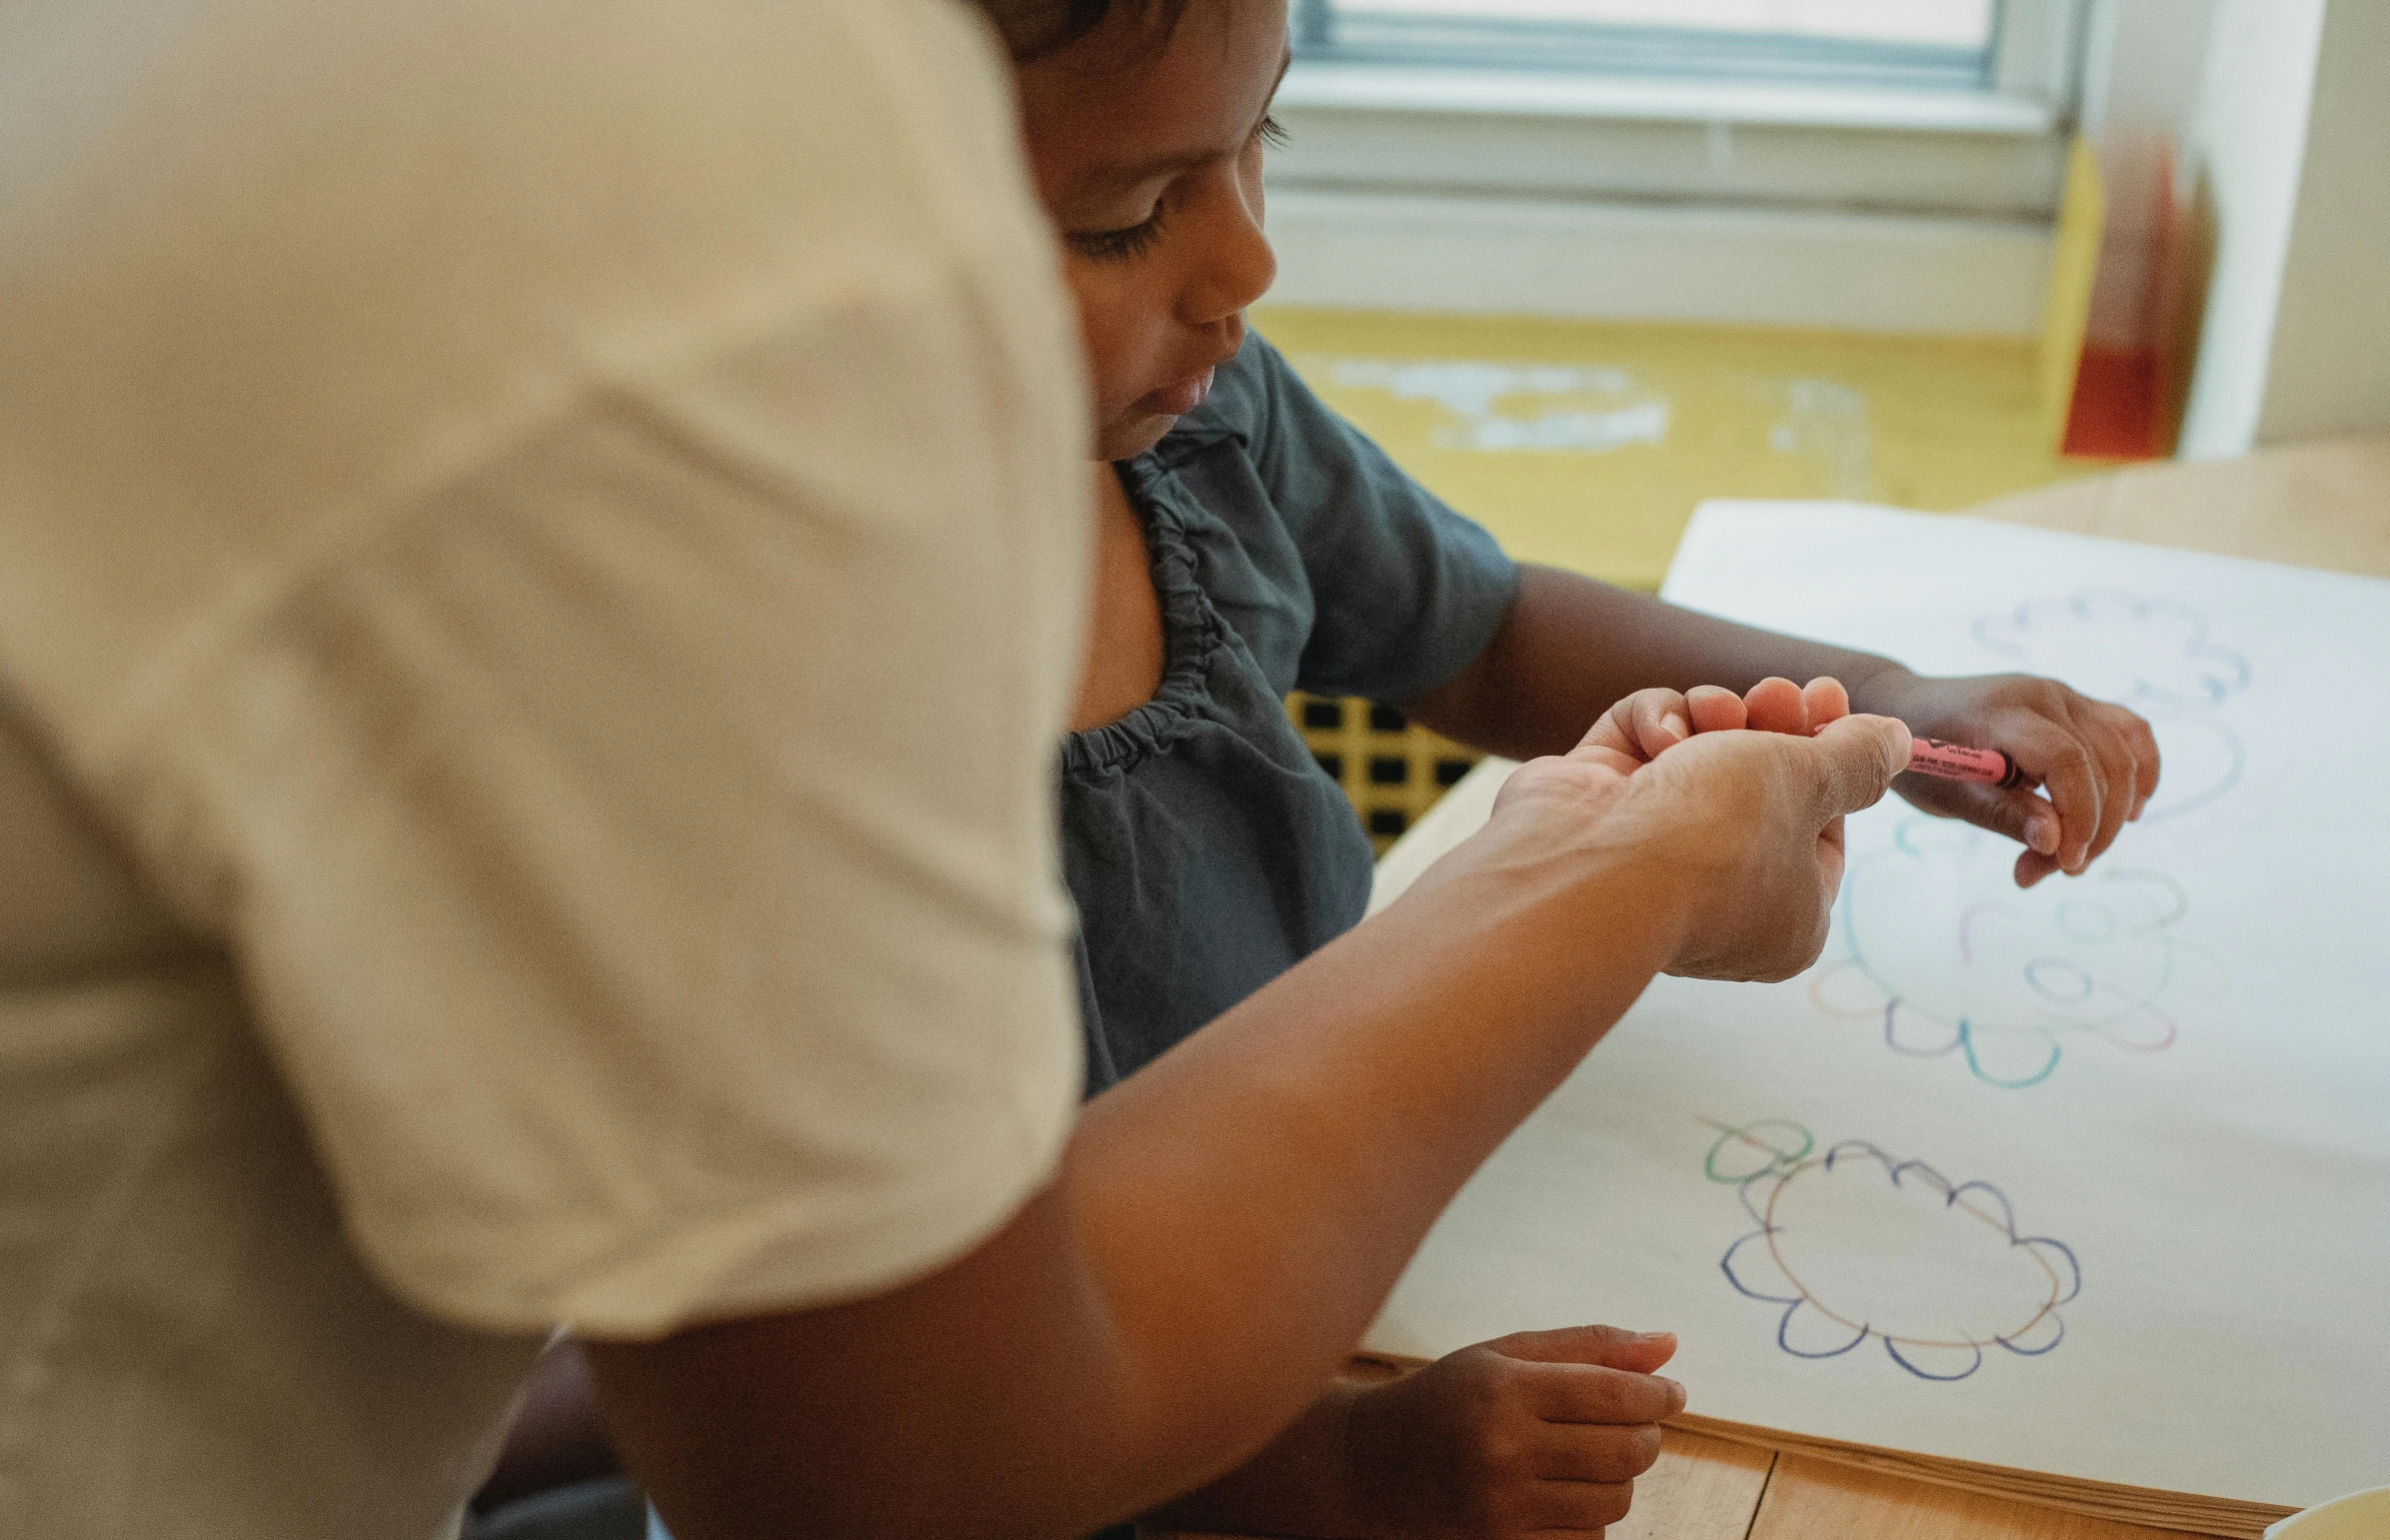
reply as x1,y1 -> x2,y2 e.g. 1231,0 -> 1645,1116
970,0 -> 1191,61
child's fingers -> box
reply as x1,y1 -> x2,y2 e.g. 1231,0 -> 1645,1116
1491,1324 -> 1677,1375
1988,694 -> 2147,875
2107,702 -> 2161,818
1519,1362 -> 1685,1428
1912,780 -> 2061,865
2008,721 -> 2103,875
1685,684 -> 1747,735
1526,1419 -> 1665,1484
1520,1476 -> 1636,1534
2014,845 -> 2062,889
1742,676 -> 1808,735
1801,676 -> 1849,728
1575,689 -> 1695,770
2077,708 -> 2140,865
1565,703 -> 1644,773
1626,689 -> 1692,758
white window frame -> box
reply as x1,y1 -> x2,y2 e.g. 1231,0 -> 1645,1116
1259,1 -> 2090,334
1269,0 -> 2087,215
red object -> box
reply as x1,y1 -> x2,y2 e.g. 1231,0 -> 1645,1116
2061,139 -> 2198,462
1907,737 -> 2026,789
2062,345 -> 2162,460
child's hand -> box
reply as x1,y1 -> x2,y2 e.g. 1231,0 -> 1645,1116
1342,1325 -> 1685,1538
1856,671 -> 2159,887
1575,678 -> 1843,775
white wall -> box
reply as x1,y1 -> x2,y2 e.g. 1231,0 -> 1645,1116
1263,188 -> 2052,335
2173,0 -> 2326,458
2255,0 -> 2390,444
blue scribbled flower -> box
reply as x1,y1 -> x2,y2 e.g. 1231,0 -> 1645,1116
1809,818 -> 2210,1088
1971,590 -> 2249,711
1715,1134 -> 2078,1382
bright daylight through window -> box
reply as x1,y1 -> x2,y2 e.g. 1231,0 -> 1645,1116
1292,0 -> 2001,90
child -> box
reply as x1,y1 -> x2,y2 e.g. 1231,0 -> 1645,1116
995,0 -> 2162,1534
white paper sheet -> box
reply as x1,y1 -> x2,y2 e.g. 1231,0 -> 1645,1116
1362,504 -> 2390,1508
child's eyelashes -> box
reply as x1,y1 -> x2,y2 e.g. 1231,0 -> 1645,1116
1067,118 -> 1284,265
1070,205 -> 1169,264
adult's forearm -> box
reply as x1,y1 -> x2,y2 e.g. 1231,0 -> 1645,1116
1407,565 -> 1906,761
1061,829 -> 1691,1504
593,810 -> 1694,1540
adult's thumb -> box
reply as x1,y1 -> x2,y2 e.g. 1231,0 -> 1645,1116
1803,713 -> 1911,818
1493,1324 -> 1679,1373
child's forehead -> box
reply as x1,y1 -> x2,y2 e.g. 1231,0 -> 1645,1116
1018,1 -> 1288,191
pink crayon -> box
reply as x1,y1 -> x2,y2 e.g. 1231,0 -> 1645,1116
1905,737 -> 2027,789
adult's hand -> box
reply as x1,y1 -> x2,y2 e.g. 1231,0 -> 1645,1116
1632,708 -> 1909,980
1471,680 -> 1907,985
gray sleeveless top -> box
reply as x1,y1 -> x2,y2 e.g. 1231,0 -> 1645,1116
1061,333 -> 1518,1093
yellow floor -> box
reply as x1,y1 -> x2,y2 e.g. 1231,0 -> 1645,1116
1257,306 -> 2110,593
1261,306 -> 2113,847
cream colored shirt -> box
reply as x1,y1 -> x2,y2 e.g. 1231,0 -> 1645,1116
0,2 -> 1089,1534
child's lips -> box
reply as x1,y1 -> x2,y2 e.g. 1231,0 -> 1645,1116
1132,366 -> 1214,419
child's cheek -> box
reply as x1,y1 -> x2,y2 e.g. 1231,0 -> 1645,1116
1059,263 -> 1129,414
1073,271 -> 1167,420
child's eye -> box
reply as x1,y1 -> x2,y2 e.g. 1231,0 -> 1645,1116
1070,205 -> 1169,264
1069,120 -> 1282,266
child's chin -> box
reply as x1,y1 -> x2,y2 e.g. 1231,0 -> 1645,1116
1100,413 -> 1178,463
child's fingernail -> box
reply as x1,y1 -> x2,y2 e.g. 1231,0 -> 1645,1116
2028,817 -> 2059,854
1662,712 -> 1687,742
1633,1329 -> 1673,1343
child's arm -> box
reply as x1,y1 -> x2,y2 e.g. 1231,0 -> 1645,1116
1147,1326 -> 1684,1539
1405,565 -> 2160,886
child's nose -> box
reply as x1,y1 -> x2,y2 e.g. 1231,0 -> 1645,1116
1178,172 -> 1275,328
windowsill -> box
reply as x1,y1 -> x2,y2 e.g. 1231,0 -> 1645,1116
1278,61 -> 2060,136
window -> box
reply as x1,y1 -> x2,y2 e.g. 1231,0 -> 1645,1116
1260,2 -> 2090,333
1279,1 -> 2085,131
1294,1 -> 2000,92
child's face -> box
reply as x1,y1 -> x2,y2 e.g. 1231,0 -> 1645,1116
1017,1 -> 1289,463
